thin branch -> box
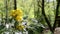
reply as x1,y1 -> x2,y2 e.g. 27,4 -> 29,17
5,0 -> 9,23
14,0 -> 17,10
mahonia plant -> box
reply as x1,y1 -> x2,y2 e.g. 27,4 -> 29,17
10,9 -> 26,31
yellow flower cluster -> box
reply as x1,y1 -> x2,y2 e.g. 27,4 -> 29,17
16,25 -> 25,30
10,9 -> 23,21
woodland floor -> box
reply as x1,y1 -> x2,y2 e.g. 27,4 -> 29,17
43,27 -> 60,34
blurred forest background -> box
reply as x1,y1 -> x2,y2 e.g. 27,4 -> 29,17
0,0 -> 60,34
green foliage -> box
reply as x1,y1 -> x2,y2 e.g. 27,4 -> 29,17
0,0 -> 57,34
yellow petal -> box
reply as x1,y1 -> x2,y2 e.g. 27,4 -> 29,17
15,16 -> 23,21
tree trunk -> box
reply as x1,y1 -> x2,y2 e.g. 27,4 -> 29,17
42,0 -> 53,33
53,0 -> 60,32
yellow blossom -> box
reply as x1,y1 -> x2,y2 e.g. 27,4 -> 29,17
16,9 -> 23,16
15,16 -> 23,21
10,9 -> 23,21
16,25 -> 25,30
10,10 -> 16,17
